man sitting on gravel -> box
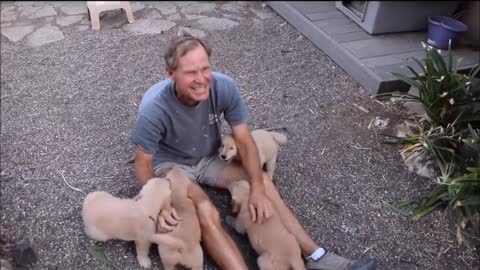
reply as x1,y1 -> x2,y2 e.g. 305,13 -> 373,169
129,32 -> 378,270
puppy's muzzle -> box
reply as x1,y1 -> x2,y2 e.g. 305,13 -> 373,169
220,154 -> 232,163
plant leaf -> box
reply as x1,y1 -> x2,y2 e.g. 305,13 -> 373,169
391,72 -> 422,89
468,64 -> 480,79
412,201 -> 445,221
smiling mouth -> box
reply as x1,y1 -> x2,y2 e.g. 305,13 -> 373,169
192,85 -> 206,92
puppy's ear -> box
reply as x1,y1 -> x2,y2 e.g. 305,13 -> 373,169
231,199 -> 241,214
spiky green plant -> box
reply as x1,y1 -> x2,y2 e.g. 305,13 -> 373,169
378,41 -> 480,245
378,41 -> 480,129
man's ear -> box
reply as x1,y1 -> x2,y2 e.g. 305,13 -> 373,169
166,67 -> 174,80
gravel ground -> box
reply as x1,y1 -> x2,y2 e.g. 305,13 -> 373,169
1,1 -> 479,270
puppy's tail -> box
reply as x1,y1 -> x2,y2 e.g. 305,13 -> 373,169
270,131 -> 288,145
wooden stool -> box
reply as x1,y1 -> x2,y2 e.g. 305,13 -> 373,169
86,1 -> 134,30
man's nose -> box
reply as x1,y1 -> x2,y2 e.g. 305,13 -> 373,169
194,73 -> 205,84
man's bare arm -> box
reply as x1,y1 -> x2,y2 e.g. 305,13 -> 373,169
232,123 -> 273,224
134,145 -> 182,230
232,124 -> 263,189
134,146 -> 155,187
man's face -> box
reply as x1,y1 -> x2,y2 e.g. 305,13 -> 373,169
168,45 -> 212,106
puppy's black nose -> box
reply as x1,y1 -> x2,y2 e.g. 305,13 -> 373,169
221,155 -> 226,159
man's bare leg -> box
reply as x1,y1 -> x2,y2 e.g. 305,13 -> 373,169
215,161 -> 319,257
187,180 -> 248,270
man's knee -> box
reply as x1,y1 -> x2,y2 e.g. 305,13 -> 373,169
197,201 -> 221,230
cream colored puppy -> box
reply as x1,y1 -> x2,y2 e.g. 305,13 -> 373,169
82,177 -> 172,268
219,129 -> 287,178
151,168 -> 203,270
227,180 -> 305,270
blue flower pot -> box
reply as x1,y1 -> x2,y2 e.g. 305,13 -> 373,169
427,16 -> 468,50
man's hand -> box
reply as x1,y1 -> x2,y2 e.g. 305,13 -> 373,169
157,207 -> 182,233
248,184 -> 273,224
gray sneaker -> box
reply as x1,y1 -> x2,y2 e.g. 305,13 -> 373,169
306,251 -> 377,270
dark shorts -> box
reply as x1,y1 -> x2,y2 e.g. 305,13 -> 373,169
153,155 -> 227,186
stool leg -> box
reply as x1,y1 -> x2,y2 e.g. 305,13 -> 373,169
89,9 -> 101,30
124,8 -> 134,23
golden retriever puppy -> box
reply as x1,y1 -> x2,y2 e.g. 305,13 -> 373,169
82,177 -> 172,268
150,168 -> 203,270
219,129 -> 287,178
227,180 -> 305,270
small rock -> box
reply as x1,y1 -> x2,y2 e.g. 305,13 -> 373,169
76,25 -> 89,31
56,15 -> 84,26
249,7 -> 273,20
152,2 -> 177,16
401,150 -> 436,179
1,6 -> 15,14
184,14 -> 206,20
220,3 -> 244,13
181,3 -> 216,14
171,1 -> 196,8
79,17 -> 90,25
123,19 -> 176,35
167,13 -> 182,21
0,12 -> 16,22
13,243 -> 37,267
52,2 -> 68,8
221,13 -> 243,22
371,116 -> 390,129
1,25 -> 35,42
196,17 -> 239,31
236,1 -> 250,7
26,25 -> 64,47
28,5 -> 57,19
60,4 -> 87,15
394,120 -> 418,138
145,9 -> 163,19
16,1 -> 42,6
19,6 -> 41,18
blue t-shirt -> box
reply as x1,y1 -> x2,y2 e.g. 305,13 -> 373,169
130,72 -> 248,167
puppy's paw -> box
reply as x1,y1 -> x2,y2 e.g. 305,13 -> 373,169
137,256 -> 152,268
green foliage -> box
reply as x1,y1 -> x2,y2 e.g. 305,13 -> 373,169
378,41 -> 480,245
379,41 -> 480,129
